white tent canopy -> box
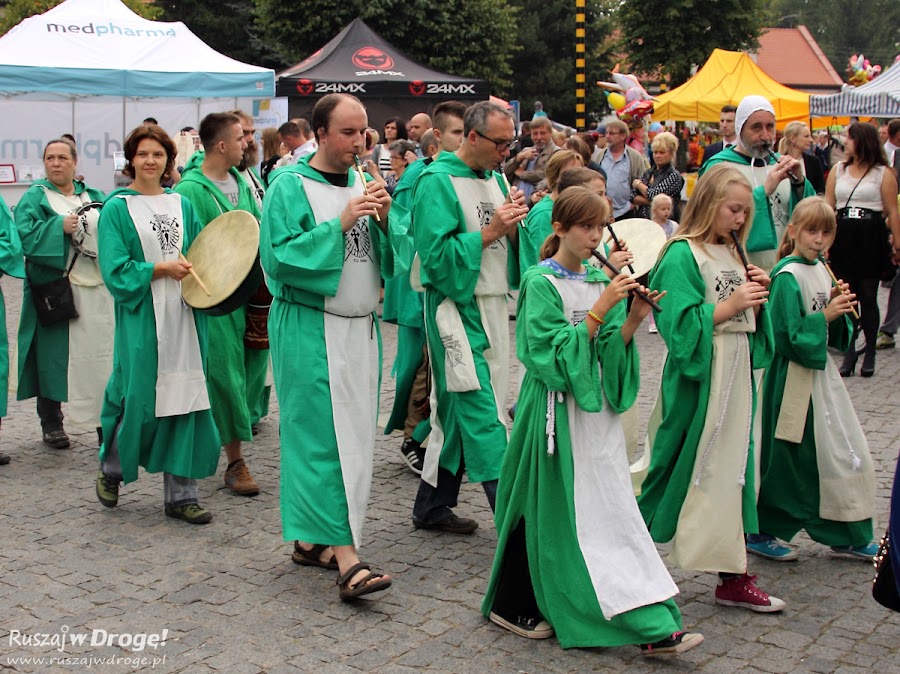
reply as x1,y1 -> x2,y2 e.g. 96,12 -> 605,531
0,0 -> 276,195
0,0 -> 273,97
810,63 -> 900,118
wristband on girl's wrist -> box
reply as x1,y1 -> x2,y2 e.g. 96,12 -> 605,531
588,310 -> 604,325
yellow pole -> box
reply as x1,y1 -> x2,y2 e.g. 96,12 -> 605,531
575,0 -> 586,131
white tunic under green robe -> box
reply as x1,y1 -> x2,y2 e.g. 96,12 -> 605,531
483,264 -> 682,648
14,180 -> 113,426
97,189 -> 220,483
637,240 -> 774,574
413,152 -> 519,485
0,195 -> 25,417
757,256 -> 874,545
260,155 -> 403,548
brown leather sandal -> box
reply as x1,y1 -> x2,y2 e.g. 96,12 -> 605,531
336,562 -> 392,601
292,542 -> 339,570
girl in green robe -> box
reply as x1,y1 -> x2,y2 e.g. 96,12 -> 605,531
483,187 -> 703,657
754,197 -> 877,561
636,164 -> 785,613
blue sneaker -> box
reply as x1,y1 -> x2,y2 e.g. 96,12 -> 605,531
746,534 -> 799,561
830,543 -> 879,561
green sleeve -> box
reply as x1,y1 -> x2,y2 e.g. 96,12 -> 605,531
595,297 -> 639,413
15,187 -> 68,270
258,173 -> 345,296
828,313 -> 852,351
516,273 -> 603,412
0,196 -> 24,279
97,198 -> 154,312
769,272 -> 828,370
413,173 -> 483,303
174,181 -> 217,226
649,241 -> 715,381
518,202 -> 553,279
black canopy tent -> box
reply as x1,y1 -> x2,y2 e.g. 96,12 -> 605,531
276,19 -> 490,125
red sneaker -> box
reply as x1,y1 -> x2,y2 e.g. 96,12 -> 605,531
715,573 -> 786,613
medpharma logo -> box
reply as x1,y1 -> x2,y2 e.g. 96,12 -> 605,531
45,22 -> 177,38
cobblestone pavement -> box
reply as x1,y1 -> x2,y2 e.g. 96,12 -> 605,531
1,277 -> 898,674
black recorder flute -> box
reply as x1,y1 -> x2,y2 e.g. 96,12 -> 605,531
606,223 -> 636,275
590,248 -> 662,312
766,147 -> 804,186
730,230 -> 752,277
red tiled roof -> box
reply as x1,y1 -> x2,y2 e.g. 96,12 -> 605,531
755,26 -> 843,93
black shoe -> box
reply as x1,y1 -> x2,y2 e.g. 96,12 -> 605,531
42,428 -> 70,449
860,351 -> 875,377
839,352 -> 857,378
413,514 -> 478,534
251,423 -> 260,436
400,438 -> 423,475
489,611 -> 554,639
0,452 -> 10,465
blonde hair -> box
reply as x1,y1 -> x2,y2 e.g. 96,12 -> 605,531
650,193 -> 673,215
778,121 -> 809,155
261,127 -> 280,158
777,196 -> 836,260
539,187 -> 609,260
663,163 -> 753,255
545,149 -> 583,191
650,131 -> 678,155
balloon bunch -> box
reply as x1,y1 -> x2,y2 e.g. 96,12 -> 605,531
846,54 -> 882,87
597,64 -> 654,123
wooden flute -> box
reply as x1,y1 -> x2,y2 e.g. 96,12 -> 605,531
590,248 -> 662,312
818,254 -> 860,320
353,155 -> 381,222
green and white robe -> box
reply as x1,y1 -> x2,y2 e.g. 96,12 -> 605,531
757,256 -> 874,545
701,148 -> 815,271
260,155 -> 402,548
14,179 -> 113,427
413,152 -> 519,485
175,161 -> 267,445
97,189 -> 220,483
483,265 -> 682,648
0,195 -> 25,417
636,240 -> 774,573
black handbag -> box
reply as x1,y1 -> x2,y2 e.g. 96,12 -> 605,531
30,252 -> 79,327
872,529 -> 900,612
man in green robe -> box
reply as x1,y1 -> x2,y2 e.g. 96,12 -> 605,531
0,195 -> 25,464
175,112 -> 265,497
411,101 -> 528,534
383,100 -> 467,475
700,95 -> 815,271
261,93 -> 402,599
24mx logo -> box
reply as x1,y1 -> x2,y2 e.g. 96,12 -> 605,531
426,83 -> 476,95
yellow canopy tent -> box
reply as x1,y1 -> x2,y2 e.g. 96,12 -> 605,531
653,49 -> 810,125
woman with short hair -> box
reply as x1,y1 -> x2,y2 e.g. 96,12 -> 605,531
630,132 -> 684,221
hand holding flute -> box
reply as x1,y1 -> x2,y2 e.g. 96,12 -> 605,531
764,147 -> 804,191
819,254 -> 860,320
353,154 -> 382,223
591,248 -> 663,312
483,176 -> 527,247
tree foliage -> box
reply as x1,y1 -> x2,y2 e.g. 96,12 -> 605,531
0,0 -> 161,34
253,0 -> 519,91
618,0 -> 767,88
768,0 -> 900,76
156,0 -> 257,66
504,0 -> 618,127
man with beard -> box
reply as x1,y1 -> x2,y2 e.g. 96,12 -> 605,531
230,109 -> 266,212
411,101 -> 528,533
504,116 -> 559,205
700,96 -> 814,271
175,112 -> 265,497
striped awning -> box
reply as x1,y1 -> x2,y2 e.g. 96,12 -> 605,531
810,63 -> 900,117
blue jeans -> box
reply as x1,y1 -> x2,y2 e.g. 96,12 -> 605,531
412,465 -> 497,524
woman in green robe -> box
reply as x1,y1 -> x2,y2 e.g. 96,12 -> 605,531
483,188 -> 702,657
95,124 -> 220,525
15,138 -> 108,449
0,195 -> 25,464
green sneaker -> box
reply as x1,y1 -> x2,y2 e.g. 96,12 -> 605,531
96,470 -> 119,508
876,331 -> 895,349
165,503 -> 213,525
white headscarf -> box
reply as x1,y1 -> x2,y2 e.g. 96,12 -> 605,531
735,96 -> 776,142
